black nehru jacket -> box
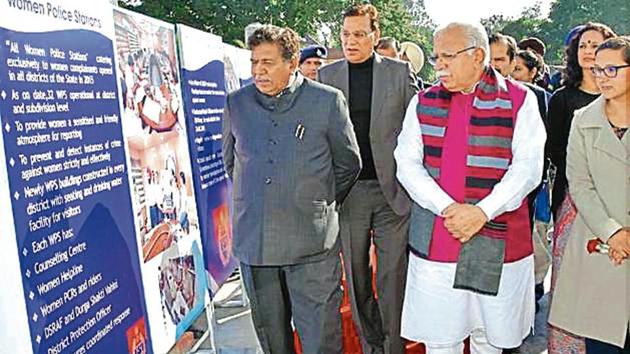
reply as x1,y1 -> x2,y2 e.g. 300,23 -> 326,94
348,55 -> 377,180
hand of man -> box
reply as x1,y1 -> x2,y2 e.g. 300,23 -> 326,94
442,203 -> 489,243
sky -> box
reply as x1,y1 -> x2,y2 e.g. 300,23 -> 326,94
424,0 -> 554,27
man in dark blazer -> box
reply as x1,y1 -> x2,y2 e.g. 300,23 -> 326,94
318,4 -> 418,354
223,25 -> 361,354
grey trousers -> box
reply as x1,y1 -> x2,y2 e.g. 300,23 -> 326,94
240,254 -> 343,354
340,180 -> 410,354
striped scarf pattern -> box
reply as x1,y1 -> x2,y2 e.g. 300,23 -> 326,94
410,67 -> 530,295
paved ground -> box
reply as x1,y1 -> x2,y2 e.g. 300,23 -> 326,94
201,273 -> 552,354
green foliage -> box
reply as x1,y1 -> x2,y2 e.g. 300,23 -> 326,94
372,0 -> 427,44
542,0 -> 630,64
119,0 -> 629,68
371,0 -> 435,79
486,3 -> 547,42
119,0 -> 348,46
119,0 -> 436,78
118,0 -> 202,29
481,0 -> 630,65
482,3 -> 548,46
481,14 -> 511,35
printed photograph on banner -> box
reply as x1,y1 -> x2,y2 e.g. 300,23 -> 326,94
114,10 -> 200,266
224,44 -> 253,89
157,246 -> 201,326
114,11 -> 182,136
223,51 -> 240,93
127,131 -> 197,263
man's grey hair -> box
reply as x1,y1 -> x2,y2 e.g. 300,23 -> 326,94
434,22 -> 490,66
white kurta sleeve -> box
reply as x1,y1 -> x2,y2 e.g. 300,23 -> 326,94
476,89 -> 546,220
394,95 -> 455,216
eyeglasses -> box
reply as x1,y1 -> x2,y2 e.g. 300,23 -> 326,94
428,46 -> 476,66
340,30 -> 373,40
591,64 -> 630,78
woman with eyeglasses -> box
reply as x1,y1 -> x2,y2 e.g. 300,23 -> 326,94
549,36 -> 630,354
547,22 -> 617,354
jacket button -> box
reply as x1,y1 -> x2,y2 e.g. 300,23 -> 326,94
268,159 -> 274,164
265,177 -> 272,184
269,139 -> 276,145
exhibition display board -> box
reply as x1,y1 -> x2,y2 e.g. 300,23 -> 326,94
0,2 -> 252,353
113,8 -> 210,353
177,24 -> 238,294
0,1 -> 152,353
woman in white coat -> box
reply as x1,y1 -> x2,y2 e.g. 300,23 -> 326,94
548,36 -> 630,354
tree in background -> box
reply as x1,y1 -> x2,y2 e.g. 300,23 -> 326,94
118,0 -> 628,79
481,3 -> 549,54
119,0 -> 347,47
481,14 -> 511,35
118,0 -> 204,33
482,0 -> 629,65
374,0 -> 435,79
501,3 -> 547,44
542,0 -> 629,64
119,0 -> 436,79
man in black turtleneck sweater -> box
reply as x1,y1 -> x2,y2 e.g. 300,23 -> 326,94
319,4 -> 418,354
349,55 -> 377,180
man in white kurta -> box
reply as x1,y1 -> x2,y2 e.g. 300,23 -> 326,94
394,22 -> 545,354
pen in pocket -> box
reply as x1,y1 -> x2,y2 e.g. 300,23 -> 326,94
295,122 -> 305,140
